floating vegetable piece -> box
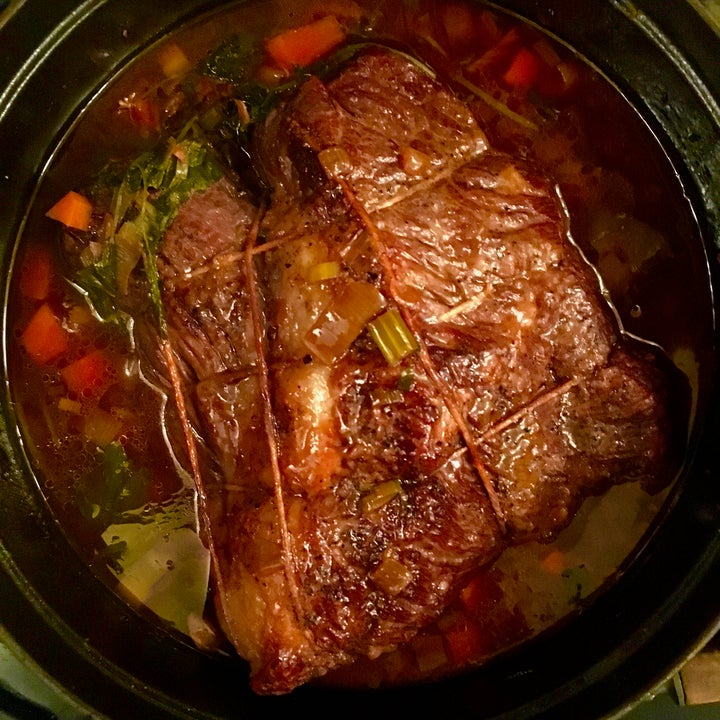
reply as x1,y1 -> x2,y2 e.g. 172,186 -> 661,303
114,219 -> 144,295
83,408 -> 123,447
74,138 -> 223,330
158,43 -> 192,78
123,95 -> 161,134
46,191 -> 93,231
78,442 -> 149,526
503,48 -> 541,90
266,15 -> 346,70
540,547 -> 566,575
62,349 -> 111,396
20,302 -> 68,364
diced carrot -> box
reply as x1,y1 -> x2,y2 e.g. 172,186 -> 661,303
442,3 -> 476,48
541,547 -> 566,575
126,95 -> 161,134
45,191 -> 93,231
467,27 -> 520,74
266,15 -> 346,70
61,350 -> 111,396
19,246 -> 53,301
503,47 -> 541,90
443,620 -> 487,666
20,302 -> 68,364
459,570 -> 504,614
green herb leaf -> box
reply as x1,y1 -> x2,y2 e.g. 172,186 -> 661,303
78,441 -> 149,527
74,137 -> 224,333
202,35 -> 378,127
397,367 -> 415,392
201,33 -> 258,85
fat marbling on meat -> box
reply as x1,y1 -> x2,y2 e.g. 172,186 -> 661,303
156,49 -> 681,693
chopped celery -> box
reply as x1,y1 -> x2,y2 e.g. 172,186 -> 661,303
368,308 -> 419,366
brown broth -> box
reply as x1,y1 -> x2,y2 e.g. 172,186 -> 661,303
7,0 -> 712,688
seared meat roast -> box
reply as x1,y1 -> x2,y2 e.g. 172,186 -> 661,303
157,50 -> 679,693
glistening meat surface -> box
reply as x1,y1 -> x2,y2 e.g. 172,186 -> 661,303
157,49 -> 680,694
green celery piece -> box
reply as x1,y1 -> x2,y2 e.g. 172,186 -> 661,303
368,307 -> 420,366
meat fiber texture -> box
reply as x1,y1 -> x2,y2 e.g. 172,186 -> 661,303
157,49 -> 680,694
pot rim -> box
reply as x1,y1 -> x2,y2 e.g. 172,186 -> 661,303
0,2 -> 718,718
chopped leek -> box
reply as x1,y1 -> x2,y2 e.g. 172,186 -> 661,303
361,479 -> 403,514
368,307 -> 419,366
307,260 -> 341,283
76,137 -> 223,332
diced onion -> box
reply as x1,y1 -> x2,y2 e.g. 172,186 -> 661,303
83,408 -> 123,447
371,555 -> 413,596
58,397 -> 82,414
318,146 -> 352,178
157,43 -> 192,78
305,280 -> 385,364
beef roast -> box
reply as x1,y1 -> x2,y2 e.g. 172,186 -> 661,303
156,49 -> 680,693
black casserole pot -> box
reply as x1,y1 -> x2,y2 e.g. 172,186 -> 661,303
0,1 -> 719,718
